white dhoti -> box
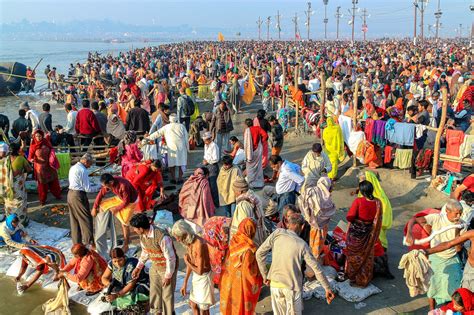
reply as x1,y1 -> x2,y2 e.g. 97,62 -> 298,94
190,271 -> 215,310
270,287 -> 303,315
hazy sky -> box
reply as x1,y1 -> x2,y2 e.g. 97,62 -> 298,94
0,0 -> 472,39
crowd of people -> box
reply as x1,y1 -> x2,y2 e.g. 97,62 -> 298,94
0,38 -> 472,314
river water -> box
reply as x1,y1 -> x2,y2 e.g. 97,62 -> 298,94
0,39 -> 165,315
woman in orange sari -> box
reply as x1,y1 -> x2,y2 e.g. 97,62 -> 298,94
219,218 -> 262,315
58,243 -> 107,295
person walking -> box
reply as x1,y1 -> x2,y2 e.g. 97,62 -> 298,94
210,101 -> 233,155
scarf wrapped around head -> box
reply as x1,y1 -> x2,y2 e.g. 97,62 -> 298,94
28,130 -> 53,163
6,213 -> 18,231
229,218 -> 257,268
117,130 -> 137,156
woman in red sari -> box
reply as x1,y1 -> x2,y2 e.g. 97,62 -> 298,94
28,130 -> 61,205
219,218 -> 262,315
125,160 -> 165,212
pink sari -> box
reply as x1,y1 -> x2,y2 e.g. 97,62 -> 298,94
253,117 -> 269,168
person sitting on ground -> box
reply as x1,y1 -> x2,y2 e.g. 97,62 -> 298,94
101,247 -> 149,311
16,245 -> 66,294
226,136 -> 245,167
57,243 -> 107,296
428,288 -> 474,315
0,213 -> 37,249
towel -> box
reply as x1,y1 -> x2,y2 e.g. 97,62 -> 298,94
459,135 -> 474,159
386,122 -> 415,146
443,129 -> 465,173
42,278 -> 71,314
415,125 -> 427,139
394,148 -> 413,169
338,115 -> 353,144
398,250 -> 433,297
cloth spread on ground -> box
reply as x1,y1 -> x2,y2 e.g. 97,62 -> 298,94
385,122 -> 415,146
443,129 -> 465,173
393,148 -> 413,169
398,250 -> 433,297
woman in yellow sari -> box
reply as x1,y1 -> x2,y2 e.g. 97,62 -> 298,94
322,117 -> 345,179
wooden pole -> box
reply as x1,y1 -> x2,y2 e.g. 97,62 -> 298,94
320,72 -> 327,146
281,58 -> 286,110
32,58 -> 43,72
352,80 -> 360,167
271,61 -> 275,112
431,87 -> 448,180
294,65 -> 299,129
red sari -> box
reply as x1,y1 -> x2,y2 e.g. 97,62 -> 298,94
126,162 -> 163,212
28,130 -> 61,204
220,218 -> 262,315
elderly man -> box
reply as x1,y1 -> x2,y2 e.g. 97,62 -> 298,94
67,153 -> 100,246
269,155 -> 305,212
146,113 -> 188,184
130,213 -> 178,315
172,220 -> 215,315
256,213 -> 335,315
210,100 -> 233,155
202,131 -> 219,207
301,143 -> 332,191
230,176 -> 266,246
406,199 -> 465,310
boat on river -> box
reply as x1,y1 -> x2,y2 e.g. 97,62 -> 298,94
0,62 -> 27,96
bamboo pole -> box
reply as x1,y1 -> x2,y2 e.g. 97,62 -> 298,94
352,80 -> 360,167
281,58 -> 286,110
431,87 -> 448,180
320,72 -> 327,146
271,61 -> 275,112
294,65 -> 299,129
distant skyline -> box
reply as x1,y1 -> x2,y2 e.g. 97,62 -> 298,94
0,0 -> 472,40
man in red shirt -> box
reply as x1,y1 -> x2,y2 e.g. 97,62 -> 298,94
92,173 -> 138,255
125,160 -> 166,213
75,99 -> 101,146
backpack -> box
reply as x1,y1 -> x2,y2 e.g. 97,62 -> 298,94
182,95 -> 195,117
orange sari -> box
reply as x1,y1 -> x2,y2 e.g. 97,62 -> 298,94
219,218 -> 262,315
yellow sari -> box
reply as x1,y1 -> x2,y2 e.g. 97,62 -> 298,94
322,118 -> 345,179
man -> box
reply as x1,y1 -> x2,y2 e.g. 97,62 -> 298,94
130,213 -> 178,315
301,143 -> 332,190
146,114 -> 188,184
210,101 -> 233,155
230,176 -> 266,245
269,155 -> 305,212
38,103 -> 53,133
44,65 -> 51,89
19,101 -> 40,132
75,99 -> 101,146
172,220 -> 215,315
92,173 -> 138,255
64,103 -> 77,135
67,153 -> 100,246
256,213 -> 335,315
25,66 -> 36,93
217,155 -> 242,217
406,199 -> 465,310
177,88 -> 193,131
268,115 -> 284,156
125,160 -> 165,213
202,131 -> 219,207
244,118 -> 267,189
11,109 -> 31,139
125,99 -> 150,135
48,67 -> 58,90
91,101 -> 107,134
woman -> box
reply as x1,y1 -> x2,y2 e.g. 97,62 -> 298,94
118,131 -> 143,177
28,130 -> 62,205
0,213 -> 36,249
322,117 -> 345,180
345,180 -> 382,288
220,218 -> 262,315
178,167 -> 216,226
253,109 -> 271,168
5,143 -> 32,225
125,160 -> 165,212
58,243 -> 107,295
297,175 -> 337,259
430,288 -> 474,315
202,216 -> 232,285
101,248 -> 149,310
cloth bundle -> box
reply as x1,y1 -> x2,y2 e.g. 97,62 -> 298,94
398,250 -> 433,297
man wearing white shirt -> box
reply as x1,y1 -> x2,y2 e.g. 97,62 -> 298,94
202,131 -> 220,207
270,155 -> 305,212
19,101 -> 40,131
67,153 -> 100,246
64,103 -> 77,135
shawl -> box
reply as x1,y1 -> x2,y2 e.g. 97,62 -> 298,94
297,176 -> 336,228
106,114 -> 126,141
322,117 -> 345,161
118,131 -> 137,156
228,218 -> 257,268
179,168 -> 216,226
28,130 -> 53,163
372,119 -> 387,148
440,288 -> 474,314
216,166 -> 241,206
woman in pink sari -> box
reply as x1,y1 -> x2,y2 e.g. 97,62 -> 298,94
178,167 -> 216,226
118,131 -> 143,177
253,110 -> 271,168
